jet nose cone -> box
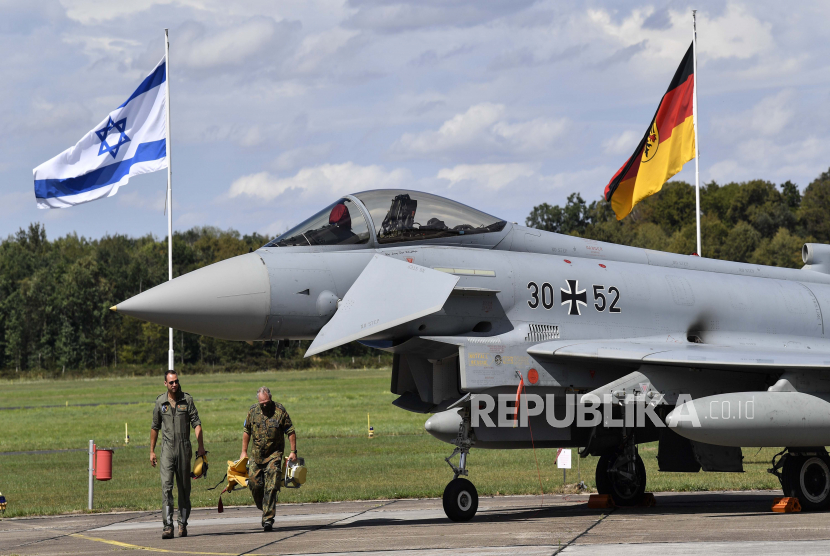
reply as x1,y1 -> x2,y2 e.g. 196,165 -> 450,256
114,253 -> 270,341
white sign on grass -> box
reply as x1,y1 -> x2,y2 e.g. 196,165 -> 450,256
557,449 -> 572,469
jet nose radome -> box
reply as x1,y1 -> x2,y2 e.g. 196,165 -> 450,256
113,253 -> 270,341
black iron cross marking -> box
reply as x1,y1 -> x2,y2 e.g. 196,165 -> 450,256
561,279 -> 587,316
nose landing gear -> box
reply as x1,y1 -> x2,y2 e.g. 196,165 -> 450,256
443,407 -> 478,521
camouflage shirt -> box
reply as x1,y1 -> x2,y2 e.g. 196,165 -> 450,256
243,401 -> 295,464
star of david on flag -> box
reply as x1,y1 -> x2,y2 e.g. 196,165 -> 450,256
96,117 -> 131,158
33,57 -> 168,209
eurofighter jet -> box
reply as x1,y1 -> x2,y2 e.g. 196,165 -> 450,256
114,189 -> 830,520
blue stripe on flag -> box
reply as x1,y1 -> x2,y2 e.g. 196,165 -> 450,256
118,62 -> 166,109
34,139 -> 166,200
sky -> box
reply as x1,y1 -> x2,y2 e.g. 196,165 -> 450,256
2,0 -> 830,241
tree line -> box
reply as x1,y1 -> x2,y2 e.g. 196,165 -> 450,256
526,168 -> 830,269
0,226 -> 382,377
3,167 -> 829,376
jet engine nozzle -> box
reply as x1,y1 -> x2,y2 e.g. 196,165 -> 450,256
113,253 -> 270,341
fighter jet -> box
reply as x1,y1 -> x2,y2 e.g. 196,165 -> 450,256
113,189 -> 830,521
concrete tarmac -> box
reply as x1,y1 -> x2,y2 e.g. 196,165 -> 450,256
3,490 -> 830,555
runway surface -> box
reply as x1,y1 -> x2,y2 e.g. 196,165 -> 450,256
3,490 -> 830,555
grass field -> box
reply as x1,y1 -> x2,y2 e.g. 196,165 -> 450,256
0,369 -> 782,518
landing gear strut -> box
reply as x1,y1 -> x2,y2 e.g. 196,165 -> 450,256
443,407 -> 478,522
596,435 -> 646,506
771,448 -> 830,511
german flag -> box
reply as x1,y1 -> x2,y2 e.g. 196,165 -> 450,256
604,44 -> 695,220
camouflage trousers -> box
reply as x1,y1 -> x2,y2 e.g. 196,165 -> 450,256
248,456 -> 281,525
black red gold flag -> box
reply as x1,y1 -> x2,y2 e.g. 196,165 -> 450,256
604,44 -> 695,220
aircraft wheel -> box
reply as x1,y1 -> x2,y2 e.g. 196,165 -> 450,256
442,478 -> 478,522
596,450 -> 646,507
595,453 -> 612,495
784,453 -> 830,511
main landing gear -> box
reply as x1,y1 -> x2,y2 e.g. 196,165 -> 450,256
771,448 -> 830,511
595,435 -> 646,506
443,407 -> 478,522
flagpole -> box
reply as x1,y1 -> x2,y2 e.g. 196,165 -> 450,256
165,29 -> 175,372
692,10 -> 702,256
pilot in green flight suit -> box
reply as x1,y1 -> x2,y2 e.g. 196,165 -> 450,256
151,370 -> 206,539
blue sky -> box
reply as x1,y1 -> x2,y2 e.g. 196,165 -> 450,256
2,0 -> 829,241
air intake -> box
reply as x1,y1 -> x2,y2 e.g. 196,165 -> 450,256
802,243 -> 830,274
525,324 -> 560,342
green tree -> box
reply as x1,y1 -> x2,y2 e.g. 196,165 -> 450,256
721,222 -> 762,263
799,168 -> 830,242
781,180 -> 802,209
526,170 -> 821,267
751,228 -> 805,268
526,193 -> 590,235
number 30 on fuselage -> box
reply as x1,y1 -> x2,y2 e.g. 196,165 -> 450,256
527,280 -> 621,315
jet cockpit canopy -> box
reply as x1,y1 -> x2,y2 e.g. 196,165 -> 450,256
265,198 -> 371,247
265,190 -> 506,248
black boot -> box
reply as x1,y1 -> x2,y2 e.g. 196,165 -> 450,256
162,506 -> 174,539
179,508 -> 189,537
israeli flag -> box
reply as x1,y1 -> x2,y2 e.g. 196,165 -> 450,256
33,57 -> 168,209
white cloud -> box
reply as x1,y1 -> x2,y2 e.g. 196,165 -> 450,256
602,130 -> 640,156
59,0 -> 176,24
176,17 -> 301,72
19,97 -> 93,134
393,103 -> 569,159
344,0 -> 535,33
712,90 -> 797,144
116,189 -> 166,212
4,0 -> 830,242
707,90 -> 829,184
228,163 -> 411,201
587,3 -> 774,64
271,144 -> 333,172
697,4 -> 775,60
437,163 -> 536,191
289,27 -> 360,75
747,90 -> 795,137
398,102 -> 504,153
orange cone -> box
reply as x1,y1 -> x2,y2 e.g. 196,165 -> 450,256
218,497 -> 224,513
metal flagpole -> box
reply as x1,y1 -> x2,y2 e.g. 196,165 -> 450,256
165,29 -> 174,371
692,10 -> 702,256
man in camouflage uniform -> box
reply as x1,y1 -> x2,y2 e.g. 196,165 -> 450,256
240,386 -> 297,531
151,370 -> 206,539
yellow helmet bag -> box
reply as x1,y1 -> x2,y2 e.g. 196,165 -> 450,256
191,452 -> 209,480
207,457 -> 249,495
226,457 -> 249,492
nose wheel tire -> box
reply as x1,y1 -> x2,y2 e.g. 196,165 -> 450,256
783,453 -> 830,511
442,478 -> 478,522
596,450 -> 646,507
